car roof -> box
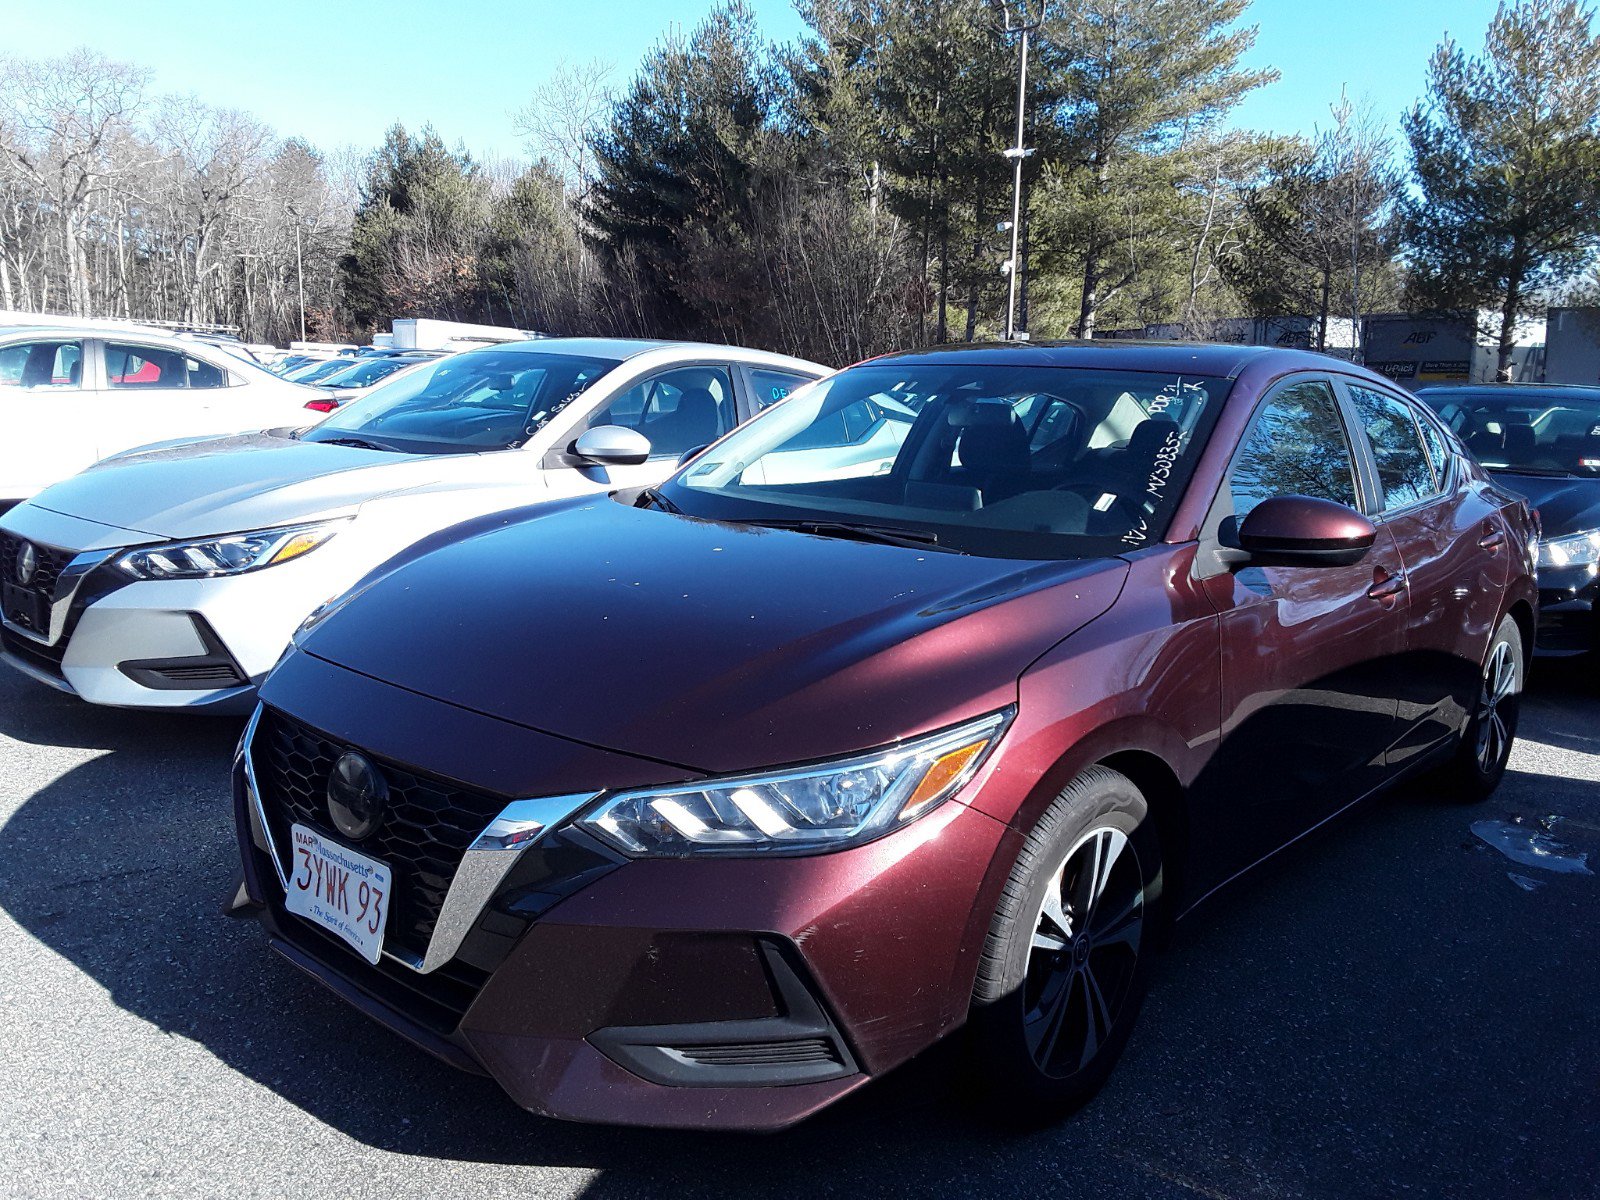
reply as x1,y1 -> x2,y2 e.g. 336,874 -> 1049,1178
863,339 -> 1343,379
0,323 -> 236,352
462,337 -> 825,370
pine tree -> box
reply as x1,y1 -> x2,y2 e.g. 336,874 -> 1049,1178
1036,0 -> 1274,338
1402,0 -> 1600,378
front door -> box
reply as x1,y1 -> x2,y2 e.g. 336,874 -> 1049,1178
0,336 -> 94,498
542,364 -> 742,496
1195,377 -> 1409,877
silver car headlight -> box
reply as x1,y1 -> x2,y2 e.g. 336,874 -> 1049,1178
1536,529 -> 1600,569
577,709 -> 1013,857
112,519 -> 349,580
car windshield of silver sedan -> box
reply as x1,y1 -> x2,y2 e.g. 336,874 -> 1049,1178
302,349 -> 620,454
1423,390 -> 1600,477
666,363 -> 1229,559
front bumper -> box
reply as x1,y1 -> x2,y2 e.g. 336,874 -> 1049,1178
231,650 -> 1018,1130
1535,562 -> 1600,656
0,509 -> 348,710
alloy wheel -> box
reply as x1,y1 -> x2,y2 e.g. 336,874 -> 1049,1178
1023,826 -> 1144,1077
1474,640 -> 1518,774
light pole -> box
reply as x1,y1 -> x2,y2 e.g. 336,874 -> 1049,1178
998,2 -> 1042,341
288,203 -> 307,343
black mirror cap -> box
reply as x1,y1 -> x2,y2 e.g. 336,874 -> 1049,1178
1235,494 -> 1378,568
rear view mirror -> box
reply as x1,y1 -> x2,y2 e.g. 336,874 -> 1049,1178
1235,495 -> 1376,567
677,443 -> 712,468
572,424 -> 651,467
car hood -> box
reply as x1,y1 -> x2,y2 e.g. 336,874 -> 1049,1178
1492,471 -> 1600,536
296,498 -> 1131,774
26,431 -> 462,541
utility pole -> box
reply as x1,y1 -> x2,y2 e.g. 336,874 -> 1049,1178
997,2 -> 1042,341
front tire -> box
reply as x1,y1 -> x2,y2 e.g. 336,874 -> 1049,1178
968,766 -> 1162,1122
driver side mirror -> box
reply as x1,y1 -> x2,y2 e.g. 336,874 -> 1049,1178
571,424 -> 652,467
1233,495 -> 1377,567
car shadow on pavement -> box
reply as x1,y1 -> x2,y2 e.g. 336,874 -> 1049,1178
0,671 -> 1597,1198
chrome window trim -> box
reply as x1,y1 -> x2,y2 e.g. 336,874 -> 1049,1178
240,704 -> 600,976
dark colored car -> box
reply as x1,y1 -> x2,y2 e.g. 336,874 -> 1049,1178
228,342 -> 1536,1131
1420,383 -> 1600,656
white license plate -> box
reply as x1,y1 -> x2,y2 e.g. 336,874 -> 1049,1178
284,823 -> 391,964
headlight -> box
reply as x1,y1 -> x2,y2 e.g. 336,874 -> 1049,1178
577,709 -> 1013,857
113,519 -> 348,580
1537,529 -> 1600,569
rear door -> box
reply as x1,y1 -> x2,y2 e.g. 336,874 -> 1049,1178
1198,376 -> 1409,870
1339,379 -> 1508,763
0,336 -> 96,498
98,339 -> 223,454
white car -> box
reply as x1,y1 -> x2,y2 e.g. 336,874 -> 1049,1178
0,324 -> 325,504
0,337 -> 827,710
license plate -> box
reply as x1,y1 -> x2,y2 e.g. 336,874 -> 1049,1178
0,581 -> 47,634
284,823 -> 391,964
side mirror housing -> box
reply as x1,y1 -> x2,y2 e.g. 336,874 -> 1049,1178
571,425 -> 651,467
1234,495 -> 1377,568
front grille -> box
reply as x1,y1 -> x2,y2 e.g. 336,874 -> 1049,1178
252,707 -> 511,964
0,532 -> 73,597
1,626 -> 66,679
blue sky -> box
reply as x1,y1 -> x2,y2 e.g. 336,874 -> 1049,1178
4,0 -> 1507,159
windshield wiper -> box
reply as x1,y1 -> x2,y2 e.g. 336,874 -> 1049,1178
637,487 -> 681,514
315,436 -> 394,452
740,518 -> 957,552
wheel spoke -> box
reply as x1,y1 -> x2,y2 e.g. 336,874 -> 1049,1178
1030,970 -> 1077,1067
1038,864 -> 1073,941
1079,966 -> 1113,1070
1089,890 -> 1143,951
1032,928 -> 1069,952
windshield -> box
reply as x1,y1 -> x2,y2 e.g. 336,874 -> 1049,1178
664,362 -> 1229,559
302,347 -> 620,454
1422,390 -> 1600,476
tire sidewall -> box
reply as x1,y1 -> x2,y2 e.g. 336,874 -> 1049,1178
971,769 -> 1162,1113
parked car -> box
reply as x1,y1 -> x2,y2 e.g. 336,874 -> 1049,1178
0,324 -> 331,505
305,353 -> 444,413
283,357 -> 363,385
0,337 -> 827,708
226,342 -> 1535,1131
1420,383 -> 1600,656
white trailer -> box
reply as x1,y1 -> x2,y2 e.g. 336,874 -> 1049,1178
389,318 -> 539,351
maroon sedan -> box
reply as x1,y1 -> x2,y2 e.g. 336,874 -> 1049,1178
228,342 -> 1535,1130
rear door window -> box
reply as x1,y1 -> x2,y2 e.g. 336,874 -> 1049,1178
1349,385 -> 1440,511
749,368 -> 815,410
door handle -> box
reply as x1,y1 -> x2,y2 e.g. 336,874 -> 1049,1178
1478,528 -> 1506,552
1368,572 -> 1407,601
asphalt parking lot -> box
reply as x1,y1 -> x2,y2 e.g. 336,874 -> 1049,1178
1,662 -> 1597,1199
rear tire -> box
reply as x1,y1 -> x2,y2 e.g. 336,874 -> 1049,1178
1431,614 -> 1523,803
967,766 -> 1162,1123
